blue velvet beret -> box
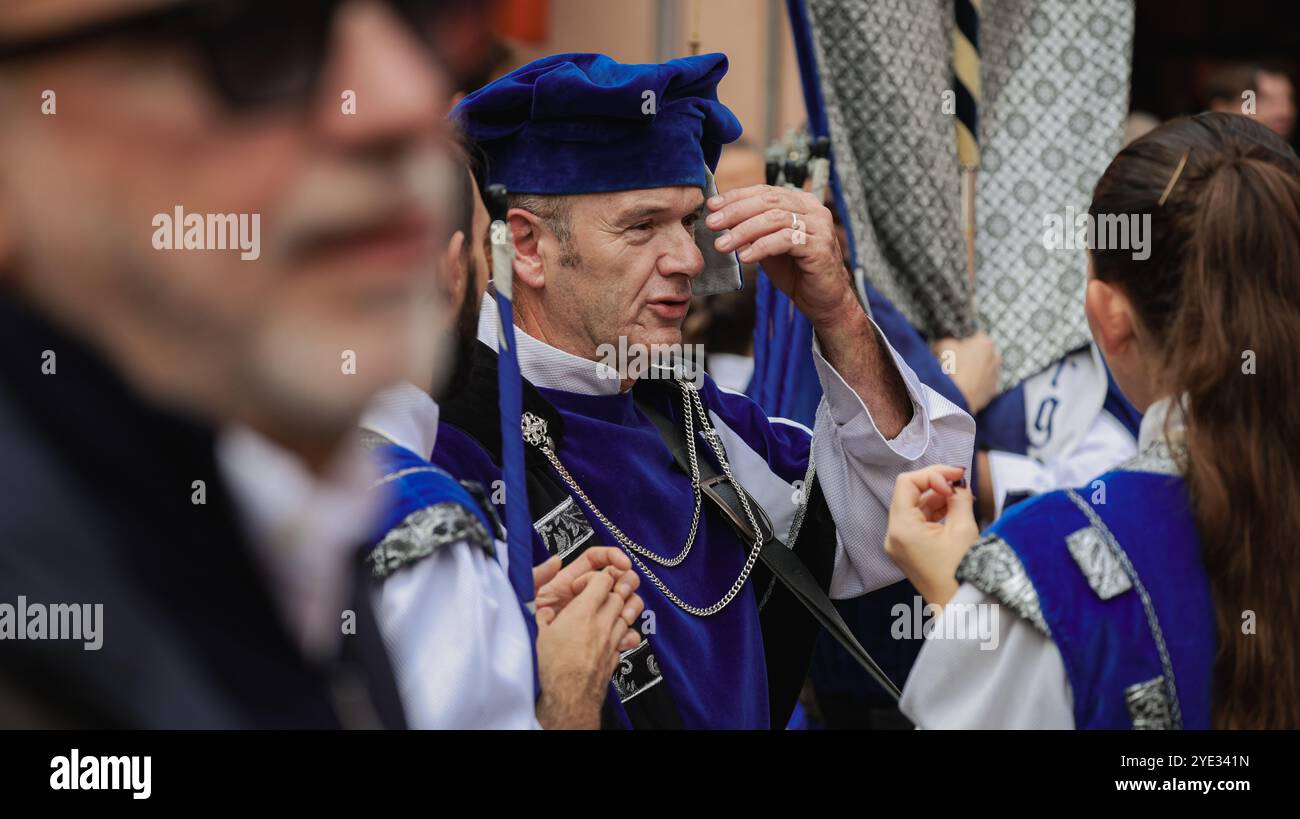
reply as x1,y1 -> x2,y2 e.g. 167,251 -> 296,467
452,52 -> 743,195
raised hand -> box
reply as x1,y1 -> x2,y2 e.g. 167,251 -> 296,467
883,464 -> 980,607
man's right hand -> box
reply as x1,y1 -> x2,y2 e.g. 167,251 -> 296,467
534,568 -> 643,729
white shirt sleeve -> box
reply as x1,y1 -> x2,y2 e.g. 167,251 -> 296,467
371,539 -> 541,730
810,321 -> 976,598
899,583 -> 1075,729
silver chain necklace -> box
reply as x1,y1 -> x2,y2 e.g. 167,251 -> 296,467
521,381 -> 766,617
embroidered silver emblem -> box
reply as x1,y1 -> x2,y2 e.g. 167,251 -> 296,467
1125,676 -> 1173,730
368,502 -> 493,579
521,412 -> 554,450
956,534 -> 1051,636
611,640 -> 664,703
1066,526 -> 1133,600
533,496 -> 594,560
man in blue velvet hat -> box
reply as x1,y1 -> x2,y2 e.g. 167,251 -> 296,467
437,52 -> 975,729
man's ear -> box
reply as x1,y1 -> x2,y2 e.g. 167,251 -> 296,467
508,208 -> 546,289
1085,276 -> 1137,359
444,230 -> 468,308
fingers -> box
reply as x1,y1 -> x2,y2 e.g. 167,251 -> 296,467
707,186 -> 815,230
713,207 -> 805,254
532,555 -> 562,595
617,629 -> 642,653
570,562 -> 639,598
535,606 -> 557,627
735,227 -> 803,265
566,569 -> 615,617
549,547 -> 630,602
620,591 -> 644,629
613,566 -> 640,599
571,565 -> 620,596
917,489 -> 949,523
596,587 -> 631,652
944,487 -> 980,539
576,546 -> 632,574
708,184 -> 793,211
891,465 -> 965,515
706,185 -> 823,228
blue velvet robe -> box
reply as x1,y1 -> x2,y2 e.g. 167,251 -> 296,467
433,375 -> 816,729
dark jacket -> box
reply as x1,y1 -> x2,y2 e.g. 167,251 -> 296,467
0,295 -> 404,728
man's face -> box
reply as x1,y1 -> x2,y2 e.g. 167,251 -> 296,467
0,0 -> 457,437
537,185 -> 705,357
1256,70 -> 1296,141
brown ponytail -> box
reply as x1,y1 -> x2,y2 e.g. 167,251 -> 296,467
1089,112 -> 1300,728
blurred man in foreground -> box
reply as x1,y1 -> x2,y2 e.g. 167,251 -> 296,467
0,0 -> 460,727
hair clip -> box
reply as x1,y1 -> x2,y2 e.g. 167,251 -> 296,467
1158,149 -> 1191,207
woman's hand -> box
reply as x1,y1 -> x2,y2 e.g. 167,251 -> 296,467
884,464 -> 982,606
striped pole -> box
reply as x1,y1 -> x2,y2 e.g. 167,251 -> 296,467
953,0 -> 980,288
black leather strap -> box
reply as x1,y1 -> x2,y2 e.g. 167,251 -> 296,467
635,386 -> 902,702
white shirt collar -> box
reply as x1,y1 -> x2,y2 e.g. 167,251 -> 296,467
216,425 -> 379,661
1137,394 -> 1184,452
360,381 -> 440,456
476,292 -> 623,396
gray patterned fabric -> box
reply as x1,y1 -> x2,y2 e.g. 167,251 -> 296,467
955,533 -> 1050,636
803,0 -> 974,339
368,502 -> 494,579
801,1 -> 1134,387
976,0 -> 1134,386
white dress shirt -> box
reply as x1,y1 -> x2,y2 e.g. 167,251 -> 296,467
216,425 -> 380,662
899,397 -> 1180,729
476,294 -> 976,600
361,382 -> 540,729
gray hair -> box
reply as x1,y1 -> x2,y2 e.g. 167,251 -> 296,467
507,193 -> 581,268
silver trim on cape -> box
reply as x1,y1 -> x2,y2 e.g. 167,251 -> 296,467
1066,526 -> 1133,600
955,534 -> 1051,637
611,639 -> 665,704
533,496 -> 594,561
1125,675 -> 1174,730
368,502 -> 494,579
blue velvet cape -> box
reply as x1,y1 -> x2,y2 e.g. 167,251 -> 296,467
970,458 -> 1215,729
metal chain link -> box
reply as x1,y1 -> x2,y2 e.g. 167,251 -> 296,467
521,380 -> 765,617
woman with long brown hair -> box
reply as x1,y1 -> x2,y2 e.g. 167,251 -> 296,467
884,112 -> 1300,729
